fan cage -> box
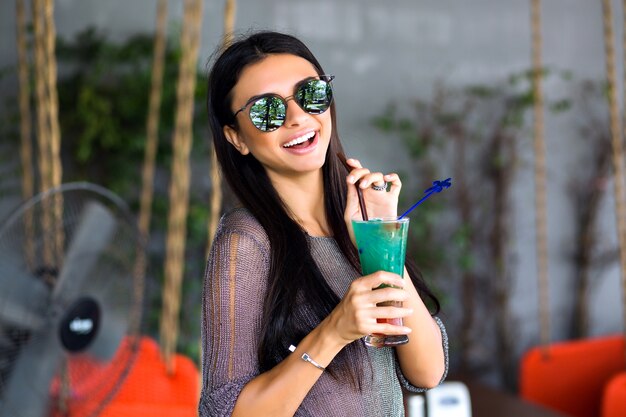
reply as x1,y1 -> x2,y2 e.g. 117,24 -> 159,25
0,182 -> 145,417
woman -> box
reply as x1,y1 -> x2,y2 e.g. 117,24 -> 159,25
200,31 -> 448,417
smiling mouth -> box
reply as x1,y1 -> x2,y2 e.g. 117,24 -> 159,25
283,131 -> 316,149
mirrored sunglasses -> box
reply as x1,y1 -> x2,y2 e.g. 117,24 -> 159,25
233,75 -> 334,132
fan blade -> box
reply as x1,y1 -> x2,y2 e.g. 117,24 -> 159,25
53,201 -> 117,302
0,323 -> 64,417
0,329 -> 13,349
83,260 -> 135,361
0,261 -> 49,330
87,306 -> 130,361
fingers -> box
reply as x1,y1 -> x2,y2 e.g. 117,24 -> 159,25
347,273 -> 410,312
372,305 -> 413,320
357,306 -> 413,336
350,303 -> 413,335
355,271 -> 405,291
344,158 -> 401,192
331,272 -> 414,343
383,173 -> 402,195
344,158 -> 379,189
372,321 -> 413,336
369,287 -> 409,304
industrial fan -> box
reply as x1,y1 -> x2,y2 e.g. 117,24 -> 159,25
0,182 -> 144,417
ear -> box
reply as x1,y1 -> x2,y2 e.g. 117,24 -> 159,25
223,125 -> 250,155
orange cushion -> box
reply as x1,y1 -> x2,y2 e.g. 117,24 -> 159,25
99,337 -> 199,415
53,336 -> 200,417
103,337 -> 198,404
101,403 -> 198,417
602,372 -> 626,417
519,335 -> 624,417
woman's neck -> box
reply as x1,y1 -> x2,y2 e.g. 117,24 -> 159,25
269,170 -> 330,237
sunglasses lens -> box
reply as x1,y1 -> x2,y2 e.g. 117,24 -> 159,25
244,78 -> 333,132
249,96 -> 286,131
296,79 -> 333,114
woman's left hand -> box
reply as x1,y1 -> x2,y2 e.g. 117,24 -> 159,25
343,158 -> 402,241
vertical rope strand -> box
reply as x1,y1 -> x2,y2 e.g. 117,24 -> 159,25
160,0 -> 203,373
15,0 -> 36,269
40,2 -> 67,404
139,0 -> 168,241
223,0 -> 236,46
206,0 -> 237,258
530,0 -> 551,351
32,0 -> 53,272
602,0 -> 626,361
43,0 -> 64,263
43,0 -> 61,189
133,0 -> 169,344
135,0 -> 168,308
32,0 -> 50,193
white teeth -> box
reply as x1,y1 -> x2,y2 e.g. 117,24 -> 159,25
283,131 -> 315,148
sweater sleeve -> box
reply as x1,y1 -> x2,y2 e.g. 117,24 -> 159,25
396,316 -> 450,393
199,211 -> 271,417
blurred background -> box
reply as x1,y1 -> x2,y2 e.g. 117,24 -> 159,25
0,1 -> 625,416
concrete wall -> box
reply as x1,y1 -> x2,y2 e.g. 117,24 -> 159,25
1,0 -> 623,386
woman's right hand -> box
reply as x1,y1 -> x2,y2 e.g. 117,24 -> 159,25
325,271 -> 413,346
341,158 -> 402,244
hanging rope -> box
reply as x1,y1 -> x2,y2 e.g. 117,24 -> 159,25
15,0 -> 35,269
32,0 -> 66,400
602,0 -> 626,362
530,0 -> 551,352
133,0 -> 168,341
32,0 -> 63,271
223,0 -> 237,46
160,0 -> 204,373
42,0 -> 64,263
43,0 -> 61,190
32,0 -> 51,194
138,0 -> 168,242
16,0 -> 34,200
206,0 -> 237,257
32,0 -> 54,272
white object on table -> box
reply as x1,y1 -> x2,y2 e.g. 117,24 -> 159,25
407,394 -> 425,417
426,381 -> 472,417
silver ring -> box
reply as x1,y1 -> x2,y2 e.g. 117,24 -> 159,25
371,182 -> 387,191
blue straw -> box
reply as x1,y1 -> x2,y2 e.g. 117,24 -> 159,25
398,178 -> 452,219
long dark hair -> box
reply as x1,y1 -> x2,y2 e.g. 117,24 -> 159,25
207,31 -> 440,384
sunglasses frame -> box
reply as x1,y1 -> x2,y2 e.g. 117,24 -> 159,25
232,75 -> 335,132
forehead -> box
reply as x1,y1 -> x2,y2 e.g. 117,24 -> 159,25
232,54 -> 319,103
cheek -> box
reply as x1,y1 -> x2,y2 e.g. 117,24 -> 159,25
317,111 -> 332,129
240,129 -> 278,156
320,113 -> 333,138
240,124 -> 266,144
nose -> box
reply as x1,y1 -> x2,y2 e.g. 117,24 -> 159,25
283,96 -> 309,127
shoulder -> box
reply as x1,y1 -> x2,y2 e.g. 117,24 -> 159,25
205,208 -> 272,286
213,207 -> 270,253
217,207 -> 265,236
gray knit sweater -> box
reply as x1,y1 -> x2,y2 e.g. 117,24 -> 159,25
199,208 -> 449,417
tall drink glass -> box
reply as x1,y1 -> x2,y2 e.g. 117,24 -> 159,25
352,217 -> 410,347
